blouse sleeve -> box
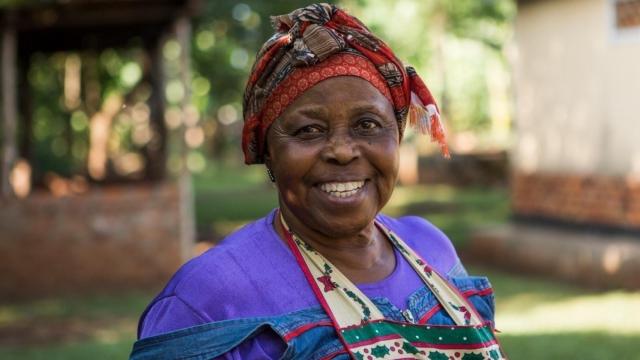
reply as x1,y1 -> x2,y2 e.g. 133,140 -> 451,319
139,296 -> 286,359
138,295 -> 209,339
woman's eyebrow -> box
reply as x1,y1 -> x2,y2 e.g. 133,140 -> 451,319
348,103 -> 390,117
293,106 -> 329,118
288,102 -> 389,119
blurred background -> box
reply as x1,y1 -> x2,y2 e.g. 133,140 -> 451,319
0,0 -> 639,358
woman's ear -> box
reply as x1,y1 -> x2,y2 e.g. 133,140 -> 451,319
263,141 -> 272,166
263,144 -> 275,183
263,131 -> 273,165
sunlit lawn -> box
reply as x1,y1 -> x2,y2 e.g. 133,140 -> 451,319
0,293 -> 149,359
475,267 -> 640,359
193,162 -> 278,238
2,163 -> 639,359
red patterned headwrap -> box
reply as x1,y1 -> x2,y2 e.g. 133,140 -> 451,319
242,3 -> 449,164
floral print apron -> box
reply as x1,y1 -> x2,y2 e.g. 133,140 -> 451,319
280,213 -> 507,360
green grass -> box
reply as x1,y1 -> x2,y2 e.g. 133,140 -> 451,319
383,185 -> 510,247
192,162 -> 278,238
192,161 -> 269,192
0,292 -> 151,325
471,266 -> 640,359
499,332 -> 640,360
0,340 -> 134,360
0,292 -> 153,360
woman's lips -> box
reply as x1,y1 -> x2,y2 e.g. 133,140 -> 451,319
318,180 -> 366,199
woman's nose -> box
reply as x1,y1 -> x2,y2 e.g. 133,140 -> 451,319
322,131 -> 360,164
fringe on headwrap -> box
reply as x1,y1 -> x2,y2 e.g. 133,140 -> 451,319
408,93 -> 450,158
407,67 -> 450,158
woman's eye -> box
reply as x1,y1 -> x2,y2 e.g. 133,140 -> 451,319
357,119 -> 381,131
295,125 -> 324,137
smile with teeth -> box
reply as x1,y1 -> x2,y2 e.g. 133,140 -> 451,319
319,181 -> 365,198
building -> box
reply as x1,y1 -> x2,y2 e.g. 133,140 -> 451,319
0,0 -> 200,298
469,0 -> 640,289
512,0 -> 640,229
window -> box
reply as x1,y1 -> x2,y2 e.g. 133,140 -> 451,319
610,0 -> 640,42
615,0 -> 640,29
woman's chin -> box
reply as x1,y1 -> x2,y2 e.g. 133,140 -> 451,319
307,185 -> 379,235
280,181 -> 383,238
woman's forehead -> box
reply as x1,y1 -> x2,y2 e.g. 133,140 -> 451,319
283,76 -> 394,114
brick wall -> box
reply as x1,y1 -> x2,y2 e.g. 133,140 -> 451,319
0,182 -> 192,299
512,172 -> 640,229
419,151 -> 509,187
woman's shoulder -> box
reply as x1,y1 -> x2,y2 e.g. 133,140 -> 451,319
139,210 -> 317,337
164,212 -> 280,293
376,213 -> 449,245
376,213 -> 465,277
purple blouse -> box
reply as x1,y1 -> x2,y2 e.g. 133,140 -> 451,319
138,209 -> 465,359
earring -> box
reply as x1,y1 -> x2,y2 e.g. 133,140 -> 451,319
266,168 -> 276,182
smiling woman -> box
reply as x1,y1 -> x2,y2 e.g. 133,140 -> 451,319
131,3 -> 505,360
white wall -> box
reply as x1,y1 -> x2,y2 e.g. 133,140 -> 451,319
513,0 -> 640,177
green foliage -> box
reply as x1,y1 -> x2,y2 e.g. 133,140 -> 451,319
190,1 -> 313,159
442,0 -> 515,49
0,0 -> 31,7
28,54 -> 72,178
26,46 -> 149,182
339,0 -> 514,134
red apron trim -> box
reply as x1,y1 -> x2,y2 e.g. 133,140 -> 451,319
277,210 -> 355,353
418,287 -> 494,324
283,320 -> 333,342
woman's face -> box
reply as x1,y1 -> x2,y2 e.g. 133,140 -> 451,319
266,76 -> 399,237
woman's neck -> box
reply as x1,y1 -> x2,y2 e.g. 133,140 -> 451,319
275,206 -> 395,283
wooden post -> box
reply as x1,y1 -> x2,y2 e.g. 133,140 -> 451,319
143,37 -> 168,181
18,53 -> 33,170
176,16 -> 191,177
1,15 -> 17,198
175,16 -> 195,260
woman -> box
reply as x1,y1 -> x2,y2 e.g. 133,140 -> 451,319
131,4 -> 505,359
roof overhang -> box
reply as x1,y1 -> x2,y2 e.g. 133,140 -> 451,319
1,0 -> 202,54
